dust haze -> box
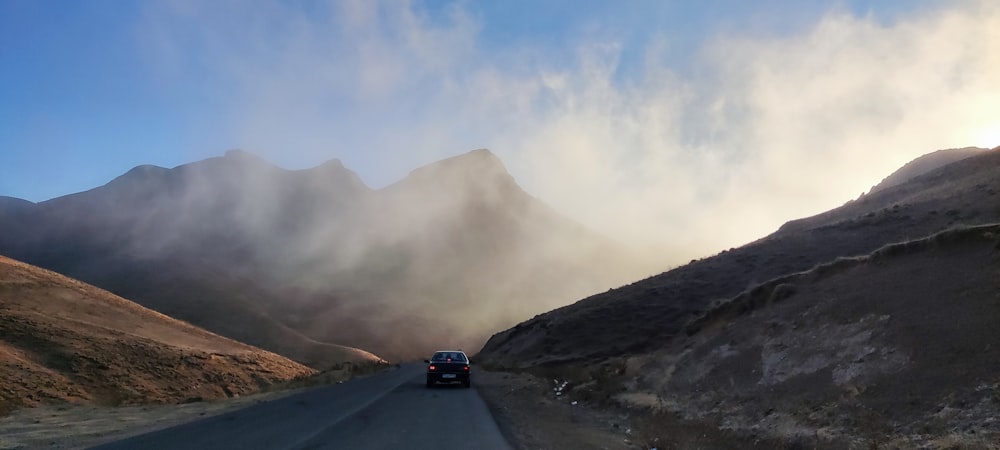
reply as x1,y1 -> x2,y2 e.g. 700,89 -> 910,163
60,149 -> 645,359
25,0 -> 989,358
137,0 -> 1000,263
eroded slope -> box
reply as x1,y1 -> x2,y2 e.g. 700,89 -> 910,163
0,255 -> 316,414
627,224 -> 1000,446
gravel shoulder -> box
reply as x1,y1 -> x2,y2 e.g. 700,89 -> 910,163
475,369 -> 639,450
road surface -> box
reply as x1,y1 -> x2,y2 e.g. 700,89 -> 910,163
92,363 -> 512,450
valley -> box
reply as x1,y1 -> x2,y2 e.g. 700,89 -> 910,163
5,2 -> 999,447
1,146 -> 998,448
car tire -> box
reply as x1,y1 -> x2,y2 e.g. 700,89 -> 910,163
426,377 -> 433,388
463,379 -> 471,388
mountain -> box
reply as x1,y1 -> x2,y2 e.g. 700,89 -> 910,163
0,254 -> 315,415
632,225 -> 1000,446
478,147 -> 1000,367
0,151 -> 380,367
0,149 -> 647,363
0,196 -> 34,214
868,146 -> 988,194
282,150 -> 643,358
476,147 -> 1000,446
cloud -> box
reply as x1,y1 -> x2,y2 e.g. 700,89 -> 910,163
137,0 -> 1000,263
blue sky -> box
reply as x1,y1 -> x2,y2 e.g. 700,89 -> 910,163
2,0 -> 997,257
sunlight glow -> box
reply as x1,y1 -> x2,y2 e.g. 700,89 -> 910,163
973,126 -> 1000,149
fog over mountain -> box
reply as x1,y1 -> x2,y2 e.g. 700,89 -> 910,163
0,149 -> 655,363
868,146 -> 989,194
117,0 -> 1000,263
480,147 -> 1000,367
476,146 -> 1000,446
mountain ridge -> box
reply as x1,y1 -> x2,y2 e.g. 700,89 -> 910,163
0,148 -> 649,363
474,146 -> 1000,446
868,146 -> 988,194
478,147 -> 1000,367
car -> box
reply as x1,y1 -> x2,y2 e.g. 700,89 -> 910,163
424,350 -> 471,388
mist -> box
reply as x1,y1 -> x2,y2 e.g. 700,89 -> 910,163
7,1 -> 997,360
133,0 -> 1000,265
0,147 -> 650,360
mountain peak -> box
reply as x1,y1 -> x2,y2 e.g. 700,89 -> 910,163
300,158 -> 372,192
0,196 -> 35,214
465,148 -> 498,158
177,149 -> 281,176
408,148 -> 510,179
122,164 -> 170,177
223,148 -> 263,161
318,158 -> 346,170
104,164 -> 171,190
385,148 -> 519,196
869,147 -> 988,194
454,148 -> 502,164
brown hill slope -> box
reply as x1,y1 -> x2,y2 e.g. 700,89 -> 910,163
626,224 -> 1000,446
0,255 -> 316,415
478,147 -> 1000,367
81,258 -> 384,369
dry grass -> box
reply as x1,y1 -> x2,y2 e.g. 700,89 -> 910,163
0,360 -> 395,449
0,255 -> 317,416
474,368 -> 637,450
263,360 -> 394,392
685,223 -> 1000,337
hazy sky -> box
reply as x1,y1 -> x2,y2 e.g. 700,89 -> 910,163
2,0 -> 998,260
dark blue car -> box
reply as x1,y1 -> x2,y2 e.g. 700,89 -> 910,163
425,350 -> 471,388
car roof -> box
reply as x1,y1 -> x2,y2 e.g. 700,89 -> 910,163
433,350 -> 466,354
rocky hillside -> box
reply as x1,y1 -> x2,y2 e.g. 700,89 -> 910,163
627,224 -> 1000,446
0,255 -> 317,415
478,147 -> 1000,368
0,149 -> 648,362
476,146 -> 1000,446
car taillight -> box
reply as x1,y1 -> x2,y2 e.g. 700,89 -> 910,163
463,365 -> 469,371
429,365 -> 436,371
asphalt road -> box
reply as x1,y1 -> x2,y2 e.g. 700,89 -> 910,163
92,363 -> 512,450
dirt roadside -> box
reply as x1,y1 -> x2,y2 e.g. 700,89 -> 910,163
3,366 -> 591,450
0,363 -> 388,449
3,364 -> 783,450
0,388 -> 302,450
475,367 -> 844,450
475,369 -> 641,450
7,373 -> 628,450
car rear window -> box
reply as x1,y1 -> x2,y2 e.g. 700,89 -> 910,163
431,352 -> 467,362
